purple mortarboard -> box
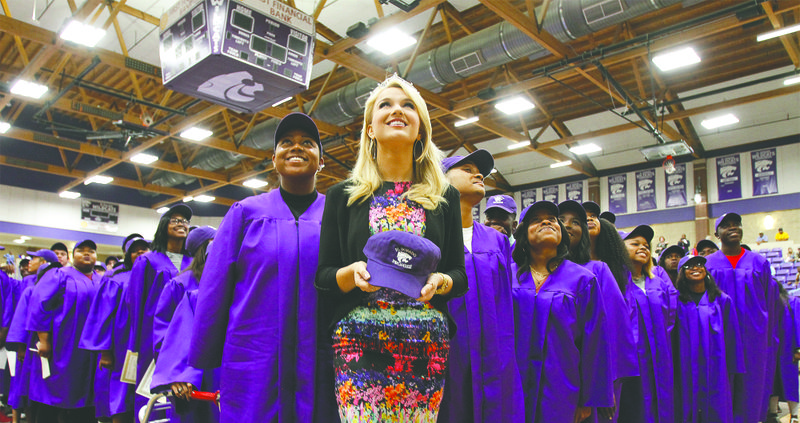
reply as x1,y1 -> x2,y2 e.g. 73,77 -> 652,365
185,226 -> 217,256
485,195 -> 517,215
363,230 -> 441,298
715,212 -> 741,231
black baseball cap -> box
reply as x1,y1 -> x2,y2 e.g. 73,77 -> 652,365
274,112 -> 322,153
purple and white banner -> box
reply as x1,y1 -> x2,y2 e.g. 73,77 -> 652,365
717,154 -> 742,201
542,185 -> 559,203
608,174 -> 627,214
636,169 -> 657,211
565,182 -> 583,203
665,163 -> 687,208
520,189 -> 536,208
751,148 -> 778,196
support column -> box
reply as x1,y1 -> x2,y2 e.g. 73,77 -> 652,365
588,177 -> 600,204
694,159 -> 710,241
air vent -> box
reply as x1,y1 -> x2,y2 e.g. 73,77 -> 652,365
6,157 -> 48,171
584,0 -> 624,24
125,57 -> 160,77
451,52 -> 482,74
354,92 -> 371,108
71,102 -> 123,120
33,133 -> 81,150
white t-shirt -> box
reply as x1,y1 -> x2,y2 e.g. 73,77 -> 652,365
166,251 -> 184,270
632,275 -> 646,292
463,226 -> 473,254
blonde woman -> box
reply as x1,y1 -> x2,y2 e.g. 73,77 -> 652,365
315,75 -> 467,422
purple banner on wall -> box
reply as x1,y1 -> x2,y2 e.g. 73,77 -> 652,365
565,182 -> 583,202
717,154 -> 742,201
665,163 -> 687,208
520,189 -> 536,208
542,185 -> 559,203
636,169 -> 657,211
751,148 -> 778,196
608,174 -> 627,214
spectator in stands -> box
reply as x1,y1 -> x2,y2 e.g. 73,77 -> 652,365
786,248 -> 796,263
655,236 -> 668,256
678,234 -> 690,253
756,232 -> 768,245
776,228 -> 789,241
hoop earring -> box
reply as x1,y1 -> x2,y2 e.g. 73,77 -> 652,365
370,138 -> 377,160
413,139 -> 423,161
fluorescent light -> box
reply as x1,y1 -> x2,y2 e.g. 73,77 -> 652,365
694,193 -> 702,204
156,207 -> 170,214
271,97 -> 292,107
180,127 -> 213,141
12,239 -> 25,244
59,20 -> 106,47
243,178 -> 269,189
194,194 -> 215,203
507,141 -> 531,150
490,168 -> 498,174
366,28 -> 416,55
550,160 -> 572,168
183,196 -> 194,202
10,80 -> 48,99
569,144 -> 602,155
0,122 -> 10,133
59,190 -> 81,199
454,116 -> 479,127
757,23 -> 800,42
652,47 -> 701,72
784,75 -> 800,86
130,153 -> 158,164
20,236 -> 31,240
84,175 -> 114,185
495,97 -> 535,115
701,113 -> 739,129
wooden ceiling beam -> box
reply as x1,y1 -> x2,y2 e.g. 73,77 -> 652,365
762,1 -> 800,68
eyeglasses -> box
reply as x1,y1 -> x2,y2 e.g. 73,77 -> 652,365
169,218 -> 190,226
682,263 -> 704,270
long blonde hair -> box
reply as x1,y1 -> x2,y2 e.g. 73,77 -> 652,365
345,75 -> 448,210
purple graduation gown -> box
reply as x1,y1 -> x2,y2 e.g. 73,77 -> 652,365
439,222 -> 523,422
153,271 -> 198,356
79,267 -> 135,416
25,266 -> 101,408
189,189 -> 330,423
7,279 -> 34,410
618,271 -> 678,423
152,289 -> 220,423
673,291 -> 744,423
772,295 -> 800,402
705,249 -> 778,423
513,259 -> 614,423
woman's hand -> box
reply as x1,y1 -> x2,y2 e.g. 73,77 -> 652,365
170,382 -> 195,401
99,350 -> 114,369
573,406 -> 592,423
37,340 -> 52,360
416,273 -> 441,302
352,261 -> 380,293
597,406 -> 615,420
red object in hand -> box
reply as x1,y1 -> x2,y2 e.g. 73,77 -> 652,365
190,390 -> 220,407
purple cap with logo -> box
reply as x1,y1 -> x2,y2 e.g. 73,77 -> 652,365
678,254 -> 706,270
185,226 -> 217,256
124,236 -> 150,253
485,195 -> 517,215
363,230 -> 441,298
27,249 -> 59,264
715,212 -> 741,231
441,149 -> 494,177
620,225 -> 655,244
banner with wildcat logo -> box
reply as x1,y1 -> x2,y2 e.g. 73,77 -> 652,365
665,163 -> 687,208
751,148 -> 778,196
636,169 -> 657,211
608,174 -> 627,214
717,154 -> 742,201
520,189 -> 536,208
542,185 -> 559,203
565,182 -> 583,203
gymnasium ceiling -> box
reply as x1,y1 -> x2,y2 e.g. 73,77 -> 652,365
0,0 -> 799,217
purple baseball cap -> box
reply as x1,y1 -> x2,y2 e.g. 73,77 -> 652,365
363,230 -> 441,298
164,203 -> 193,221
124,236 -> 150,253
599,211 -> 616,224
658,245 -> 685,262
74,239 -> 97,251
485,195 -> 517,215
518,200 -> 560,225
94,261 -> 106,270
620,225 -> 655,244
678,254 -> 706,270
27,249 -> 59,264
441,149 -> 494,177
185,226 -> 216,256
696,239 -> 718,252
582,201 -> 601,216
715,212 -> 741,232
558,200 -> 586,221
274,112 -> 322,153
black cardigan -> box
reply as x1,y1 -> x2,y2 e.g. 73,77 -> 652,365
315,181 -> 468,338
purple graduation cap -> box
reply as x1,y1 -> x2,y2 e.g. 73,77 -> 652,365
363,230 -> 441,298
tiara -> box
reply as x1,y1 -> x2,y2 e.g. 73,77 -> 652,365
369,73 -> 419,97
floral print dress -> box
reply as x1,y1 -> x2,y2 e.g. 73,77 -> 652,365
332,181 -> 450,423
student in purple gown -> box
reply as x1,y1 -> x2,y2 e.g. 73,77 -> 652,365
617,225 -> 678,423
190,112 -> 334,423
124,204 -> 192,412
705,212 -> 780,423
315,75 -> 467,422
438,150 -> 523,422
153,226 -> 216,356
484,194 -> 518,245
512,201 -> 613,423
558,200 -> 637,423
767,285 -> 799,423
80,234 -> 149,423
27,239 -> 102,423
673,254 -> 744,423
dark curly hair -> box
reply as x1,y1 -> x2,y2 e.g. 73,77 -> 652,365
675,264 -> 723,303
564,214 -> 591,265
593,218 -> 632,292
512,212 -> 572,281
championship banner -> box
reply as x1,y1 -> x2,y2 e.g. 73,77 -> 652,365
81,199 -> 119,231
716,154 -> 742,201
751,148 -> 778,196
542,185 -> 559,203
665,164 -> 687,208
608,174 -> 627,214
636,169 -> 657,211
520,189 -> 536,208
565,181 -> 583,203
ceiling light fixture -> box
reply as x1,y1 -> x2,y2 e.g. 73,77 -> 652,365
0,122 -> 10,133
156,207 -> 170,214
19,236 -> 31,240
495,97 -> 535,115
10,80 -> 48,99
507,141 -> 531,150
701,113 -> 739,129
757,23 -> 800,42
243,178 -> 269,189
271,97 -> 292,107
59,191 -> 81,199
180,127 -> 213,141
652,47 -> 701,72
490,168 -> 498,174
59,20 -> 107,47
380,0 -> 421,13
194,194 -> 216,203
12,239 -> 25,244
784,75 -> 800,86
454,116 -> 479,127
367,28 -> 416,55
130,153 -> 158,165
84,175 -> 114,185
569,144 -> 602,155
550,160 -> 573,168
183,196 -> 194,202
